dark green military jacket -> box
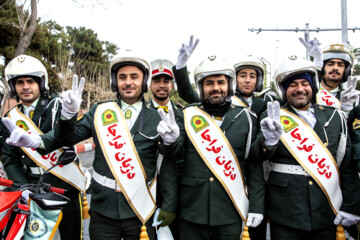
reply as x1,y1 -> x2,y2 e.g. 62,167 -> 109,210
42,99 -> 178,220
2,96 -> 79,193
174,102 -> 266,226
259,103 -> 360,231
348,104 -> 360,173
172,65 -> 275,118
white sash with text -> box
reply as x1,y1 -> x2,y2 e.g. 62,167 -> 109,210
183,106 -> 249,221
8,107 -> 85,193
280,109 -> 342,213
94,102 -> 156,223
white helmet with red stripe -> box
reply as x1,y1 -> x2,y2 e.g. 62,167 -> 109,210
150,59 -> 174,80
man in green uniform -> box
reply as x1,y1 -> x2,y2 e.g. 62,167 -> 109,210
149,59 -> 183,239
348,105 -> 360,174
2,54 -> 84,240
299,33 -> 359,113
259,55 -> 360,239
173,36 -> 274,240
172,55 -> 267,239
5,50 -> 179,240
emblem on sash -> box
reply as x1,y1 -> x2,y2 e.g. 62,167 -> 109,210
16,120 -> 29,131
26,212 -> 48,238
280,115 -> 298,133
102,109 -> 118,126
191,115 -> 209,133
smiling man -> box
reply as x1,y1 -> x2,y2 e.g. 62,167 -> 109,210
2,54 -> 85,240
257,55 -> 360,240
299,34 -> 358,112
172,55 -> 266,239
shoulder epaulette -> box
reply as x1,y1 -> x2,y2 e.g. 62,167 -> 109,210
98,99 -> 116,105
175,101 -> 185,109
184,102 -> 202,109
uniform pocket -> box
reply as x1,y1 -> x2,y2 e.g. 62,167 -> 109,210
268,174 -> 288,192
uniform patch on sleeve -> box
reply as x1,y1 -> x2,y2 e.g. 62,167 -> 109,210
353,118 -> 360,130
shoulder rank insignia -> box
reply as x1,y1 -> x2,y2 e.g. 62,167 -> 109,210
353,118 -> 360,130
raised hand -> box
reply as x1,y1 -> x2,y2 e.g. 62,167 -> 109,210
176,35 -> 200,69
61,74 -> 86,119
2,118 -> 41,148
299,32 -> 323,68
341,76 -> 359,111
260,101 -> 284,146
157,108 -> 179,145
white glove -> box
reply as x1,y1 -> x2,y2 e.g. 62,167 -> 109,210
176,35 -> 200,70
299,32 -> 323,68
334,211 -> 360,227
246,213 -> 264,228
261,101 -> 284,146
2,118 -> 41,148
61,74 -> 85,120
157,108 -> 179,145
341,76 -> 359,111
21,189 -> 32,202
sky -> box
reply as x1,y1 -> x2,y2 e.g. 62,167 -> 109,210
37,0 -> 360,87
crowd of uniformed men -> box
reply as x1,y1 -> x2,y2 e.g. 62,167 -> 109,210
0,33 -> 360,240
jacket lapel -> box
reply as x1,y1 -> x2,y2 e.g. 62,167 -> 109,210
313,104 -> 329,134
220,107 -> 238,131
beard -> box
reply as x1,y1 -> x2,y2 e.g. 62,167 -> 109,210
152,91 -> 170,101
205,90 -> 227,104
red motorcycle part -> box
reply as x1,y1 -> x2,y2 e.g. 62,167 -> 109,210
0,191 -> 21,231
5,204 -> 29,240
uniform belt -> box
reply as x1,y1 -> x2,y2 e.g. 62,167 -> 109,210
92,170 -> 122,192
92,170 -> 154,192
29,167 -> 45,175
271,163 -> 311,177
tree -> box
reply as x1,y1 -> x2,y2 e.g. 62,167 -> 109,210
0,0 -> 38,57
352,47 -> 360,89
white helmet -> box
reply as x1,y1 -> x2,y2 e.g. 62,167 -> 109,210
274,55 -> 319,100
194,55 -> 236,100
5,54 -> 49,96
0,80 -> 5,106
322,43 -> 354,82
233,55 -> 266,92
150,59 -> 174,80
109,49 -> 151,93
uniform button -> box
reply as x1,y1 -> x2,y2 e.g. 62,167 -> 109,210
309,181 -> 313,185
263,148 -> 267,152
210,177 -> 214,182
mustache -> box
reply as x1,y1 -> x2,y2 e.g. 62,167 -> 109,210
209,90 -> 222,95
291,92 -> 307,97
122,87 -> 136,90
21,91 -> 32,94
329,70 -> 340,75
156,89 -> 168,92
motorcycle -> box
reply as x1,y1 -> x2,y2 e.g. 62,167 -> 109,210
0,151 -> 74,240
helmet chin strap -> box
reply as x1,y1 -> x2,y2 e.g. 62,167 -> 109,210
236,88 -> 253,98
322,77 -> 340,90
